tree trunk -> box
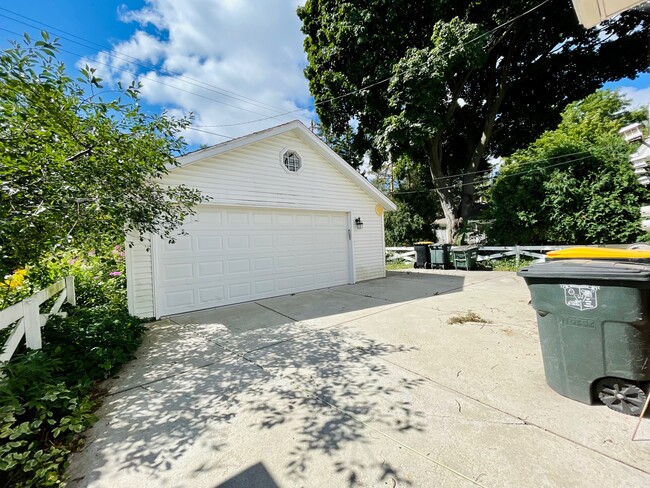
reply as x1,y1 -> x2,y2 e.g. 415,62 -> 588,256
425,137 -> 460,243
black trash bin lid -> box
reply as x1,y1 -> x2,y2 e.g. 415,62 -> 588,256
517,259 -> 650,282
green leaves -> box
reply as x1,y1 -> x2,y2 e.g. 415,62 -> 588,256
488,90 -> 649,245
0,33 -> 206,275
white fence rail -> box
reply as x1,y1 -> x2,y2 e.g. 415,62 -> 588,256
0,277 -> 75,362
386,245 -> 573,267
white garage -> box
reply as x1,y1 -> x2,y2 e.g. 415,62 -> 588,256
126,120 -> 396,319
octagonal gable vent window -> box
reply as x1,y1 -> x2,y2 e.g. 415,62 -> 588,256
283,150 -> 302,173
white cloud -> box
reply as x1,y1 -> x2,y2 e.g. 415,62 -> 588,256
618,85 -> 650,110
83,0 -> 313,146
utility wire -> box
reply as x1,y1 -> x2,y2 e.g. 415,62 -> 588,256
426,149 -> 590,183
0,0 -> 553,136
391,153 -> 595,195
0,7 -> 293,117
180,0 -> 555,128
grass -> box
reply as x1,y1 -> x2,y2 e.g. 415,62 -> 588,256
386,260 -> 414,270
480,257 -> 535,272
448,311 -> 492,324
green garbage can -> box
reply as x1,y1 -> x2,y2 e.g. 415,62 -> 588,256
518,260 -> 650,415
430,244 -> 451,269
451,245 -> 478,270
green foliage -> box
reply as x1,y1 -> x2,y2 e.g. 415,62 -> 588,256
0,243 -> 144,486
0,33 -> 206,275
42,310 -> 145,382
298,1 -> 650,239
480,257 -> 534,272
1,245 -> 127,312
487,90 -> 649,245
0,309 -> 144,486
376,154 -> 441,245
384,201 -> 429,246
385,260 -> 413,271
0,353 -> 94,487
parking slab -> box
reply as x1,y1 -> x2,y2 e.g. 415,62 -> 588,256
67,270 -> 650,487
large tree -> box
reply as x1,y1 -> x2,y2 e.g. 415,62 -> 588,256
0,34 -> 205,274
298,0 -> 650,241
487,90 -> 649,245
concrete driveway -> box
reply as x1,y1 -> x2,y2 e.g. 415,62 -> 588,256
68,270 -> 650,487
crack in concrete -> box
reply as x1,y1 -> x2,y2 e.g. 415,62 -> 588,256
377,356 -> 650,477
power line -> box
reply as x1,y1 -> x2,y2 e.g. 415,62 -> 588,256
0,7 -> 294,118
0,0 -> 554,134
391,152 -> 595,195
432,149 -> 589,182
182,0 -> 554,128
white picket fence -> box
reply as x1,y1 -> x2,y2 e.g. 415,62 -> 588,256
0,277 -> 76,362
386,245 -> 572,267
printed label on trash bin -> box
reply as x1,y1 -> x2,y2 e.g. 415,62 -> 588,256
561,284 -> 599,311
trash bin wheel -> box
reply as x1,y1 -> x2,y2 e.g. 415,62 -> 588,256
595,377 -> 647,416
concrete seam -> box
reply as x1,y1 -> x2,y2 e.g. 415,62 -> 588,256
378,356 -> 650,476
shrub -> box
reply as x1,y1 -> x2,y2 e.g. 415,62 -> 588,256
29,245 -> 127,312
0,353 -> 95,487
0,307 -> 145,486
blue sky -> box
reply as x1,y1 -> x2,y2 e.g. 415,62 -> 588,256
1,1 -> 649,150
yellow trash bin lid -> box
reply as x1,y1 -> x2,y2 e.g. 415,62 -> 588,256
546,247 -> 650,261
414,241 -> 434,245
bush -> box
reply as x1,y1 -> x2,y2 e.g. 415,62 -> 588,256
30,245 -> 127,312
42,310 -> 145,382
0,353 -> 95,487
0,280 -> 145,485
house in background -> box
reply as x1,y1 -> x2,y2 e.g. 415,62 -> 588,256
619,120 -> 650,230
571,0 -> 648,27
126,120 -> 396,319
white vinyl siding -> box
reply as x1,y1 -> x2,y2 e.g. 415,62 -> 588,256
127,128 -> 389,318
126,233 -> 155,318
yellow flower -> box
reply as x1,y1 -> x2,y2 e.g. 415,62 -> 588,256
3,268 -> 27,289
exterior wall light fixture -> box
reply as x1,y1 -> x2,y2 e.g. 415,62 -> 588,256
355,217 -> 364,230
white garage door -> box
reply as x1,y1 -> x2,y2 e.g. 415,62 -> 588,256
154,206 -> 351,316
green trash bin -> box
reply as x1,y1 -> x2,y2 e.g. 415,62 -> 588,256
518,260 -> 650,415
450,245 -> 478,270
430,244 -> 451,269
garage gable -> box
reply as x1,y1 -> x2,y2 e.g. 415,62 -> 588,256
170,120 -> 396,212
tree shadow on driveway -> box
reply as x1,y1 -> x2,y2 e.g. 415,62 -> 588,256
67,308 -> 463,487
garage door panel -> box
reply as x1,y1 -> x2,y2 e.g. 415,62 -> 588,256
295,275 -> 314,288
227,259 -> 250,274
276,214 -> 294,226
197,236 -> 223,251
274,234 -> 294,247
161,236 -> 193,253
165,289 -> 195,310
227,235 -> 249,249
276,256 -> 294,270
197,261 -> 224,278
253,257 -> 274,272
226,211 -> 249,225
330,214 -> 347,226
161,263 -> 194,282
229,282 -> 252,299
156,207 -> 351,316
253,212 -> 274,225
198,286 -> 225,303
295,215 -> 313,226
254,279 -> 275,294
276,276 -> 295,291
